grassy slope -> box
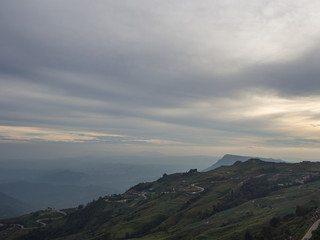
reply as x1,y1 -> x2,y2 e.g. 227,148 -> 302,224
2,159 -> 320,240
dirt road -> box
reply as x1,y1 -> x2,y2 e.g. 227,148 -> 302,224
301,219 -> 320,240
191,183 -> 204,193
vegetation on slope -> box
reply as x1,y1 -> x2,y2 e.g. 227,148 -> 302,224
2,159 -> 320,240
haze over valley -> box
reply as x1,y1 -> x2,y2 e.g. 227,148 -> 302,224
0,154 -> 217,217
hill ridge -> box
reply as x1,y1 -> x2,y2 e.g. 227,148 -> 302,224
203,153 -> 284,171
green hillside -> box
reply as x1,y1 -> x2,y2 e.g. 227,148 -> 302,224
2,159 -> 320,239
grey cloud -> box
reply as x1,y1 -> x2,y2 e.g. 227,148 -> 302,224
1,0 -> 320,157
241,47 -> 320,96
2,0 -> 319,106
265,138 -> 320,147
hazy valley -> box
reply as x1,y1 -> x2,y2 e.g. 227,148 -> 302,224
0,155 -> 215,217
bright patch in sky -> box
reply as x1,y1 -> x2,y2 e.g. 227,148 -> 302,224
0,126 -> 184,146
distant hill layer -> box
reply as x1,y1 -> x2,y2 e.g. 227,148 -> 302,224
0,181 -> 106,211
0,192 -> 28,218
203,154 -> 284,171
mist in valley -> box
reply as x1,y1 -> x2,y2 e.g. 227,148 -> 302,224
0,154 -> 216,217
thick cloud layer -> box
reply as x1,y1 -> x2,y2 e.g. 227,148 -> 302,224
1,1 -> 320,160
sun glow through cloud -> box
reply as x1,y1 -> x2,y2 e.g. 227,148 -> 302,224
0,126 -> 184,146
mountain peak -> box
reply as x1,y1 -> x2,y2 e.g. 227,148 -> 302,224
203,154 -> 284,171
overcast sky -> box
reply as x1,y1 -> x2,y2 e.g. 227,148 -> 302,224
1,0 -> 320,161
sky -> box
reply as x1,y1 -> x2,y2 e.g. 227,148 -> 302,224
1,0 -> 320,162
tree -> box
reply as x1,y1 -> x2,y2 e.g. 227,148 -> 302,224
245,231 -> 253,240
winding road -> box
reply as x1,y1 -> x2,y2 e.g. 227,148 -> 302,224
190,183 -> 205,194
301,219 -> 320,240
12,210 -> 67,230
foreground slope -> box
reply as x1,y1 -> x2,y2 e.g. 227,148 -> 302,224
2,159 -> 320,240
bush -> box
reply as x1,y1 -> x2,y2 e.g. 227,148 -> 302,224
296,205 -> 310,216
269,217 -> 280,227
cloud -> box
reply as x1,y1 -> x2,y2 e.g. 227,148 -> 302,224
0,126 -> 185,146
1,1 -> 320,159
0,126 -> 122,143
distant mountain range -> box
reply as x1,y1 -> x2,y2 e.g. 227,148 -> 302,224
0,160 -> 191,212
0,192 -> 28,218
0,180 -> 108,211
203,154 -> 284,171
